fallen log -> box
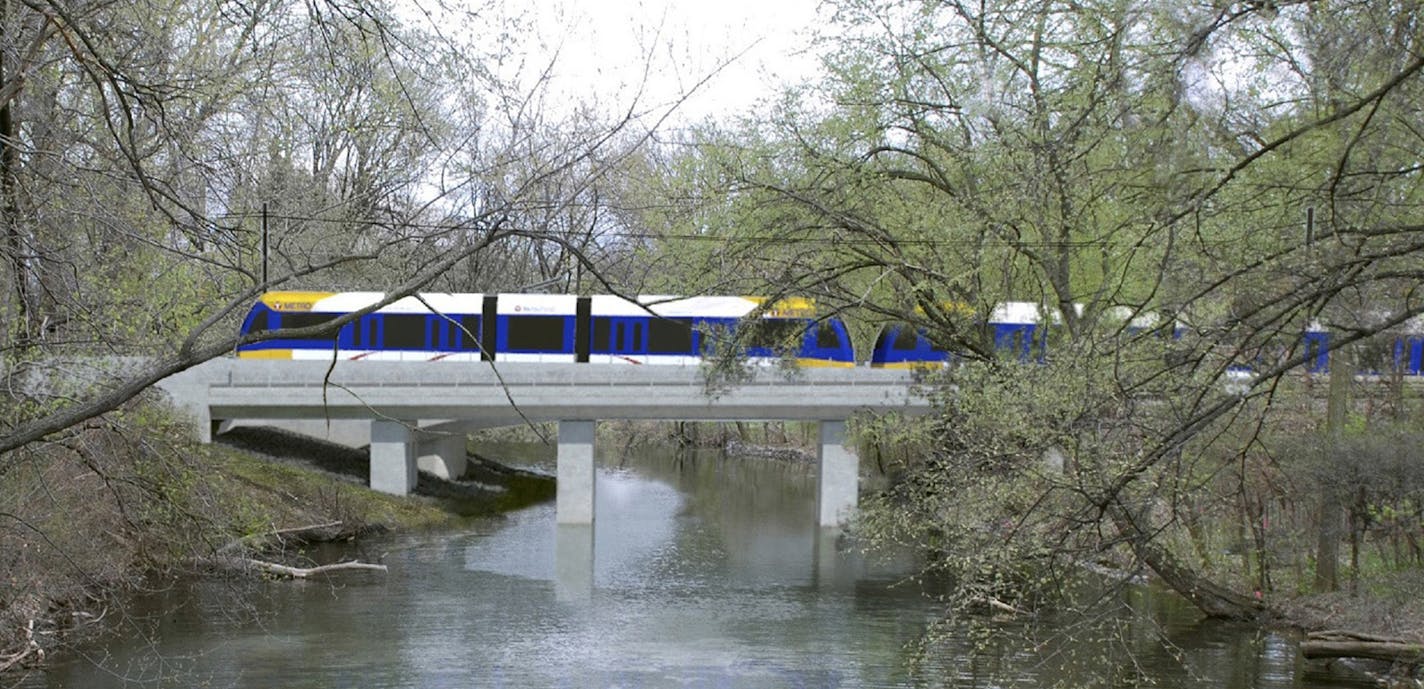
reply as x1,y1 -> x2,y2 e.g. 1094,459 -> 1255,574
1300,639 -> 1424,664
1308,630 -> 1415,644
240,559 -> 387,579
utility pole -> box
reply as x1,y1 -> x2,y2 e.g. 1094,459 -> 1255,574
261,203 -> 269,286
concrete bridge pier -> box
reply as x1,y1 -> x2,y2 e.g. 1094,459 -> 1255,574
556,421 -> 596,524
417,432 -> 468,480
370,420 -> 418,495
817,420 -> 858,528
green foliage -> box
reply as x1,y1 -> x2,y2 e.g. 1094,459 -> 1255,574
1288,421 -> 1424,575
615,0 -> 1424,636
859,351 -> 1123,612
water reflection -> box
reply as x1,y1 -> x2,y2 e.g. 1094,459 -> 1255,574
553,525 -> 593,602
23,445 -> 1381,689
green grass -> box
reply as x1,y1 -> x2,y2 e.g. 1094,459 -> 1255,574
209,445 -> 463,532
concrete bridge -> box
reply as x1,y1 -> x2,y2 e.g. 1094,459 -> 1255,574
159,359 -> 932,527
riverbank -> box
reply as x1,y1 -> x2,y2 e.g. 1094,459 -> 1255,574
0,401 -> 552,680
1274,574 -> 1424,686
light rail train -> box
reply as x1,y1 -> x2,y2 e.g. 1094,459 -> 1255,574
237,292 -> 1424,377
870,306 -> 1424,376
237,291 -> 857,366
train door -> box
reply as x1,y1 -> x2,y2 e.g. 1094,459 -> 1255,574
347,315 -> 377,355
1302,330 -> 1330,374
994,324 -> 1036,361
614,319 -> 648,362
1407,337 -> 1424,375
590,317 -> 648,363
802,319 -> 855,366
452,314 -> 482,360
430,315 -> 479,359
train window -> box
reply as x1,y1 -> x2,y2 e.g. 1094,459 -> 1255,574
247,310 -> 271,334
429,317 -> 449,350
650,318 -> 694,354
279,312 -> 337,341
351,316 -> 373,348
816,322 -> 843,350
892,326 -> 918,351
506,315 -> 566,351
592,318 -> 612,352
385,314 -> 428,349
456,315 -> 482,351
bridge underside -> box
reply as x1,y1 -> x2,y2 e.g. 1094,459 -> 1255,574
356,418 -> 858,528
549,419 -> 856,527
214,417 -> 861,528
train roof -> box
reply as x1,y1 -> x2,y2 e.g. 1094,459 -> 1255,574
260,291 -> 478,314
255,291 -> 821,319
989,301 -> 1043,325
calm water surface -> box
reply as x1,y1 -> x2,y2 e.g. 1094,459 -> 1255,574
27,446 -> 1375,688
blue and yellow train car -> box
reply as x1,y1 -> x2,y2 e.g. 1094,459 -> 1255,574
237,292 -> 856,367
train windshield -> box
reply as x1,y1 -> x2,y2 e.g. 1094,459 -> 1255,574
278,312 -> 339,342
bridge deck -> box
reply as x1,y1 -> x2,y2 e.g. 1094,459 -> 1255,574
172,360 -> 931,423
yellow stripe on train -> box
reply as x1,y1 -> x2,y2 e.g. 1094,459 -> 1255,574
793,358 -> 856,369
259,291 -> 337,312
237,349 -> 295,359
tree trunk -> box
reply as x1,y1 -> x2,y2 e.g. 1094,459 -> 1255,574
1111,504 -> 1267,621
0,1 -> 32,342
1315,344 -> 1351,592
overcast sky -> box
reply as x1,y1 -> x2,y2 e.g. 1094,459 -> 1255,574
518,0 -> 826,124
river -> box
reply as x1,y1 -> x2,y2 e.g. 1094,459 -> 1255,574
24,445 -> 1377,688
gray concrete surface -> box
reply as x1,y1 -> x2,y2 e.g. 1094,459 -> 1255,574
156,359 -> 933,527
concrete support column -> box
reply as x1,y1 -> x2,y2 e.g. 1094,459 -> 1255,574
370,420 -> 417,495
190,398 -> 215,444
418,433 -> 468,480
556,420 -> 596,524
817,420 -> 858,528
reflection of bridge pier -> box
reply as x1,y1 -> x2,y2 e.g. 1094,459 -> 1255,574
554,524 -> 594,602
162,360 -> 929,526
